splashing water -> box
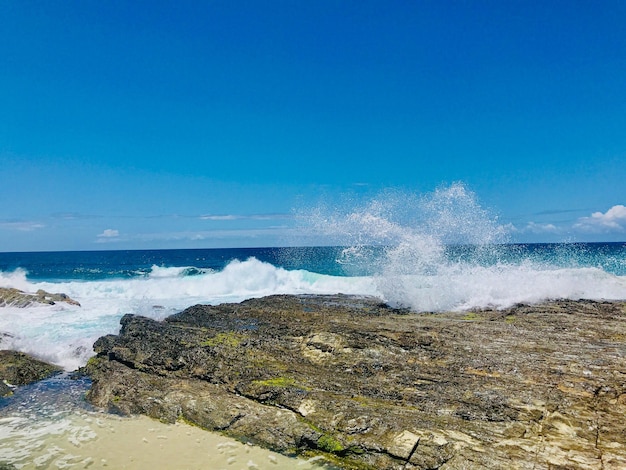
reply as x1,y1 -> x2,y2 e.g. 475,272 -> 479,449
302,183 -> 626,311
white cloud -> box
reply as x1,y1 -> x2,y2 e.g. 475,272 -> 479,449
97,229 -> 120,238
199,215 -> 239,221
198,213 -> 292,221
51,212 -> 99,220
134,227 -> 295,242
523,222 -> 559,234
0,221 -> 45,231
574,205 -> 626,233
504,222 -> 559,234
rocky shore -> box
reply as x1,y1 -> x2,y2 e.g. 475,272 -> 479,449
0,287 -> 80,308
84,295 -> 626,469
0,288 -> 77,397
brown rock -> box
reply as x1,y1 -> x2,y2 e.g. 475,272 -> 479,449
85,295 -> 626,469
0,350 -> 62,396
0,287 -> 80,307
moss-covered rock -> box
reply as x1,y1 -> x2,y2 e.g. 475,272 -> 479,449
0,381 -> 11,397
0,350 -> 62,396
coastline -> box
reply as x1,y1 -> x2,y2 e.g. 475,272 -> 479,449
2,295 -> 626,469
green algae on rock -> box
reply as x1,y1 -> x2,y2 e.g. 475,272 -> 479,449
0,350 -> 63,397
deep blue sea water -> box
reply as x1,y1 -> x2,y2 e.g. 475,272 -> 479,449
0,246 -> 349,281
2,243 -> 625,281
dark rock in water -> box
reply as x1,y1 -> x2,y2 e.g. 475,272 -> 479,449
85,295 -> 626,469
0,287 -> 80,307
0,332 -> 13,345
0,350 -> 63,396
0,462 -> 17,470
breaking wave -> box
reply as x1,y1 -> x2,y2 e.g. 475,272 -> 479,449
302,183 -> 626,311
0,258 -> 374,370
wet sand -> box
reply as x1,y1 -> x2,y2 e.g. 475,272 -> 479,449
0,375 -> 329,470
0,411 -> 328,469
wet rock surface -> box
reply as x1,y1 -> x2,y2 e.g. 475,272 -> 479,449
0,350 -> 63,397
0,287 -> 80,307
85,295 -> 626,469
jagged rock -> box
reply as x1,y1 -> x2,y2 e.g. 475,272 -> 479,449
0,287 -> 80,307
0,332 -> 12,344
0,350 -> 62,397
85,295 -> 626,469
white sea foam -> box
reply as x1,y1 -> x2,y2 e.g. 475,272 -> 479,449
0,268 -> 31,291
147,265 -> 211,278
303,183 -> 626,311
377,263 -> 626,312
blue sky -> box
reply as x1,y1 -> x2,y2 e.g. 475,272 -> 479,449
1,0 -> 625,251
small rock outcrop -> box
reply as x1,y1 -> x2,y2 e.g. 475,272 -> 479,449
85,295 -> 626,469
0,287 -> 80,307
0,350 -> 63,397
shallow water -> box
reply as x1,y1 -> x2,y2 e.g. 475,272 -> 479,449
0,376 -> 333,470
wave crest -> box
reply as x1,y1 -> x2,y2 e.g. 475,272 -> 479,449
0,268 -> 31,291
